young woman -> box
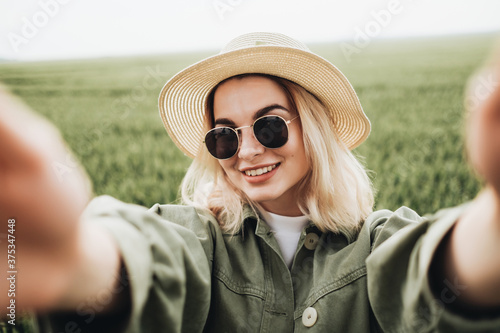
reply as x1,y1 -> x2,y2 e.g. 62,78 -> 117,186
1,32 -> 499,332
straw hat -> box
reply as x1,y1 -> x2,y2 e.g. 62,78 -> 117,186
159,32 -> 370,158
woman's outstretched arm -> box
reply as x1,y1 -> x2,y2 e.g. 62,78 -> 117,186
0,86 -> 126,314
437,62 -> 500,309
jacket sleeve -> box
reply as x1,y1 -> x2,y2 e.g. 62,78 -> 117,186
366,205 -> 500,332
37,195 -> 212,333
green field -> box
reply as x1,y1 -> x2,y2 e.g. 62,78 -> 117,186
0,33 -> 497,216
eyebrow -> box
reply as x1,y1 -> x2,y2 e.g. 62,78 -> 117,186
214,104 -> 290,126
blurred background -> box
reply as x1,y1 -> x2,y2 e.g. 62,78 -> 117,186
0,1 -> 499,330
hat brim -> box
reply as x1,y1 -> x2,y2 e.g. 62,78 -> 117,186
159,46 -> 370,158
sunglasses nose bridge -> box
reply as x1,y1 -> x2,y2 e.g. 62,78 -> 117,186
234,124 -> 256,144
237,124 -> 265,159
234,124 -> 252,132
237,124 -> 257,143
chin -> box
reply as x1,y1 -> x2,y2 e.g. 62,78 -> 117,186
245,190 -> 282,204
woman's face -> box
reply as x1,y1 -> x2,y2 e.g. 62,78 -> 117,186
213,76 -> 310,216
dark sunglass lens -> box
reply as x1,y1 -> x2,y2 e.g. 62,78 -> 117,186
254,116 -> 288,148
205,128 -> 239,159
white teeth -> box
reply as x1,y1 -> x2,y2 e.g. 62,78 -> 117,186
244,164 -> 277,176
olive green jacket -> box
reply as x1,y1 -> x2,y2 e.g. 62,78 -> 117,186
37,196 -> 500,332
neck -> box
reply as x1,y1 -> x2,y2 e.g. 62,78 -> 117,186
259,201 -> 303,217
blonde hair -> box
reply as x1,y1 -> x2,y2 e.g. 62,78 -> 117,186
181,74 -> 374,241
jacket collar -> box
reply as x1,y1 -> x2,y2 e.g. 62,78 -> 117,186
241,204 -> 320,236
240,204 -> 355,243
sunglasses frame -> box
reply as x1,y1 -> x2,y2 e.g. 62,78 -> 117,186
204,114 -> 300,160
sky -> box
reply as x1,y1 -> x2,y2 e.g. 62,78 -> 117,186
1,0 -> 500,61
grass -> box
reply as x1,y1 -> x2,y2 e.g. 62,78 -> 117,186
0,32 -> 498,332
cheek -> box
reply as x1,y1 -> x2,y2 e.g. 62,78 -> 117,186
288,127 -> 305,152
288,139 -> 309,172
218,159 -> 238,177
218,160 -> 230,175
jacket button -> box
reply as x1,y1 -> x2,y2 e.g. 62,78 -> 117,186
304,233 -> 319,250
302,307 -> 318,327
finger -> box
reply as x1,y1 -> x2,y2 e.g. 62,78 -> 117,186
0,86 -> 92,225
466,64 -> 500,189
0,86 -> 63,169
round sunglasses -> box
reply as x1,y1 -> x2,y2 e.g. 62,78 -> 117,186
204,115 -> 300,159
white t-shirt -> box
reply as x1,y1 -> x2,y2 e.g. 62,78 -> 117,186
257,206 -> 309,269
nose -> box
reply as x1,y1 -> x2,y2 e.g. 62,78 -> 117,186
238,127 -> 265,160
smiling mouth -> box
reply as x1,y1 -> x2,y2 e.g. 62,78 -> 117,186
243,163 -> 279,177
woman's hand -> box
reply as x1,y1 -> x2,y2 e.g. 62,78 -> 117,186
0,86 -> 91,235
467,63 -> 500,198
0,87 -> 122,313
442,60 -> 500,309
